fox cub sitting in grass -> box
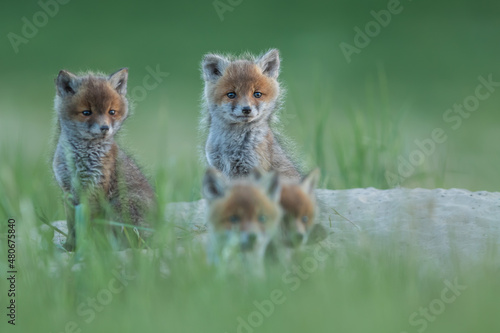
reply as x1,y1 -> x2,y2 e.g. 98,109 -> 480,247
52,68 -> 154,250
202,168 -> 282,275
200,49 -> 301,181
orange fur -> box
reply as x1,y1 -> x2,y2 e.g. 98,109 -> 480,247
280,184 -> 315,230
277,169 -> 321,247
211,62 -> 278,107
201,50 -> 301,181
53,69 -> 154,250
210,184 -> 280,234
61,80 -> 126,124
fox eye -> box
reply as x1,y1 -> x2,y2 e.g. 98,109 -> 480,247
258,215 -> 267,223
227,92 -> 236,99
229,215 -> 240,224
254,92 -> 262,98
301,216 -> 309,224
82,110 -> 92,116
109,110 -> 116,115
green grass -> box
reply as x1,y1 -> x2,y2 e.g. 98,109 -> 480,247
1,81 -> 499,331
1,196 -> 499,332
1,0 -> 500,331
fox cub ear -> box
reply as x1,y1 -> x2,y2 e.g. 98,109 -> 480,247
260,171 -> 281,202
108,68 -> 128,96
257,49 -> 280,79
202,54 -> 229,82
203,168 -> 227,200
56,70 -> 80,97
301,168 -> 320,195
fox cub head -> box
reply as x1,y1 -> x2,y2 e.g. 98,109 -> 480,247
203,168 -> 282,254
54,68 -> 129,140
201,49 -> 281,124
280,169 -> 327,247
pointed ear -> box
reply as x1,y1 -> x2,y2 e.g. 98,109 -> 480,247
202,168 -> 227,200
301,168 -> 320,195
56,70 -> 79,97
257,49 -> 280,79
201,54 -> 229,82
260,171 -> 281,202
108,68 -> 128,95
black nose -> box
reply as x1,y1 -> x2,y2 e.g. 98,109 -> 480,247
240,233 -> 257,251
292,233 -> 304,246
241,106 -> 251,115
100,125 -> 109,133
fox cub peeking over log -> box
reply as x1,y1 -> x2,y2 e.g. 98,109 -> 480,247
52,68 -> 154,250
202,168 -> 283,274
200,49 -> 301,181
279,169 -> 327,248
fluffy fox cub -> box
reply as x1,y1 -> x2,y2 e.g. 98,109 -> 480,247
52,68 -> 154,250
200,49 -> 301,181
202,168 -> 282,274
279,169 -> 327,247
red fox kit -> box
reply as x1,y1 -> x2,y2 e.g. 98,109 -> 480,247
52,68 -> 154,250
200,49 -> 301,180
202,168 -> 282,272
279,169 -> 327,247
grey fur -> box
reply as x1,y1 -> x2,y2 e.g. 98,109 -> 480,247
256,49 -> 280,79
108,68 -> 128,95
201,54 -> 230,82
52,69 -> 154,250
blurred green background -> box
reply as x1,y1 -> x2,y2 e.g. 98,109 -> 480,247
1,0 -> 500,195
1,0 -> 499,332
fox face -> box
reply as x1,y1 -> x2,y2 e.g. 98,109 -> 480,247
201,49 -> 281,124
203,168 -> 282,254
280,169 -> 325,247
55,68 -> 129,140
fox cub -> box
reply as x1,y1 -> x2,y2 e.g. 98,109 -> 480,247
200,49 -> 301,181
52,68 -> 154,250
279,169 -> 327,248
202,168 -> 282,272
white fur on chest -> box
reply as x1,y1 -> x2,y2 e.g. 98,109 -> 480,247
55,136 -> 113,191
206,118 -> 268,176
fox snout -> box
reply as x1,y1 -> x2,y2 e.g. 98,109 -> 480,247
289,231 -> 304,246
233,104 -> 258,119
282,216 -> 308,247
89,121 -> 113,137
239,232 -> 258,251
230,220 -> 264,251
241,106 -> 252,115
